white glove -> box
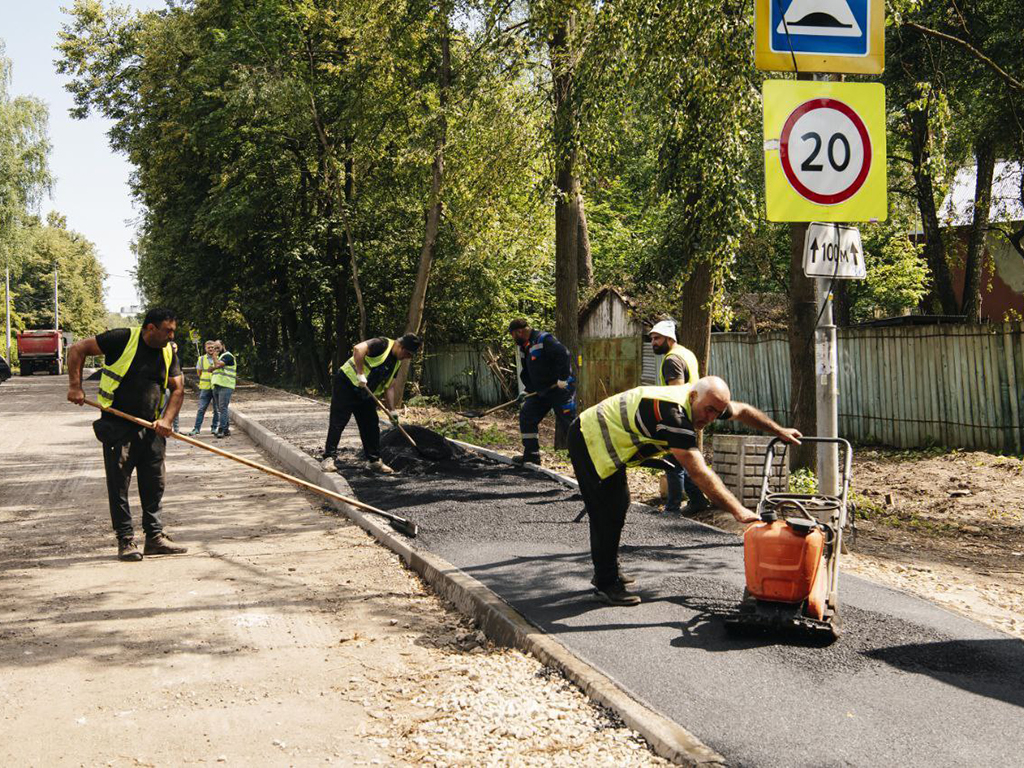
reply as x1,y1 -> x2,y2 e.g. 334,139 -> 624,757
556,379 -> 569,389
356,373 -> 368,385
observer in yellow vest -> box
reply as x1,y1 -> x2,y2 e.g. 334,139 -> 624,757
568,376 -> 802,606
209,340 -> 237,438
322,333 -> 422,475
64,307 -> 190,562
188,340 -> 222,435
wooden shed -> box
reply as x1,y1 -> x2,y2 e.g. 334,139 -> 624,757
577,287 -> 665,407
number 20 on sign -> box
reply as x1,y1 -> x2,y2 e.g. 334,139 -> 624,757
763,80 -> 886,222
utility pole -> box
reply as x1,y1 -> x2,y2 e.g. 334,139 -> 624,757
815,277 -> 839,496
53,267 -> 59,331
4,265 -> 10,361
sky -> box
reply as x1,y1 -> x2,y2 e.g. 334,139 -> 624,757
3,0 -> 167,313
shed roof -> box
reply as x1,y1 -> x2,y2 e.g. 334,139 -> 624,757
939,160 -> 1024,227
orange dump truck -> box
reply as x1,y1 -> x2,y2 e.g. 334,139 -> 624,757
17,329 -> 64,376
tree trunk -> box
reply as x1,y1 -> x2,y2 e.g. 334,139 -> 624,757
908,107 -> 959,314
577,192 -> 593,290
550,14 -> 581,450
787,222 -> 817,471
961,136 -> 996,322
394,9 -> 450,406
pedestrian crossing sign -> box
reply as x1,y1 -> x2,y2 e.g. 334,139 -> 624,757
755,0 -> 884,74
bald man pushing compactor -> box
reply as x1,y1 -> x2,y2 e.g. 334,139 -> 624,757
568,376 -> 802,606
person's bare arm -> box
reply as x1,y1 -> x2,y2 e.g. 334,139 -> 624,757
351,342 -> 370,381
727,401 -> 802,445
67,337 -> 102,405
155,375 -> 185,436
672,447 -> 759,524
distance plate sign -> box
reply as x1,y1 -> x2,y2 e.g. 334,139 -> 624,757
764,80 -> 886,222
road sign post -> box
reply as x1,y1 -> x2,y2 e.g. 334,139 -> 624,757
755,0 -> 884,74
764,80 -> 886,222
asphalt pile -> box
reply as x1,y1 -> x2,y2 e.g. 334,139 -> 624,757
378,423 -> 497,475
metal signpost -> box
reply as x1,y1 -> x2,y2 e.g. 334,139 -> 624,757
757,0 -> 886,497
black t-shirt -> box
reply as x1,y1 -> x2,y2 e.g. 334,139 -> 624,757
96,328 -> 181,421
363,337 -> 398,393
634,398 -> 733,452
661,355 -> 691,384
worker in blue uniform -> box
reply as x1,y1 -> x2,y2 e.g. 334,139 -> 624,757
508,318 -> 576,465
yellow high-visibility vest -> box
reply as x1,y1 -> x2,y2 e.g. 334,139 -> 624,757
658,343 -> 699,386
196,354 -> 214,390
580,385 -> 695,479
97,327 -> 173,417
341,338 -> 398,396
211,351 -> 237,390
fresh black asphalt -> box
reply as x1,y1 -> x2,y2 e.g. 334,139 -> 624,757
244,402 -> 1024,767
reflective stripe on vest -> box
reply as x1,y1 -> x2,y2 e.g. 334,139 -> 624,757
197,354 -> 214,390
580,385 -> 694,480
97,327 -> 173,417
341,338 -> 398,396
211,351 -> 237,390
658,344 -> 699,386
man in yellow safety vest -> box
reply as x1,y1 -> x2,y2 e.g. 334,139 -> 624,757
187,340 -> 221,435
568,376 -> 801,606
649,319 -> 709,515
321,333 -> 422,474
209,340 -> 237,438
66,307 -> 190,562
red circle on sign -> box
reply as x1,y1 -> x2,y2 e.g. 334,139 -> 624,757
779,98 -> 872,206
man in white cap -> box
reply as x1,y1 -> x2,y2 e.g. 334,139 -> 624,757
649,319 -> 710,515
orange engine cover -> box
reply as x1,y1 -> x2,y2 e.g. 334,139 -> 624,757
743,519 -> 825,604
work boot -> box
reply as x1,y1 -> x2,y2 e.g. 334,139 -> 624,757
680,499 -> 712,515
144,533 -> 189,556
512,453 -> 541,466
186,428 -> 200,436
367,459 -> 395,475
591,572 -> 636,588
117,537 -> 143,562
594,581 -> 641,607
220,429 -> 231,437
320,455 -> 338,472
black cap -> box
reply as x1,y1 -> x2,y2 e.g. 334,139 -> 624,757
398,333 -> 421,354
507,318 -> 529,333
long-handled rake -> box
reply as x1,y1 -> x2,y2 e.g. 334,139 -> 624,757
81,400 -> 418,537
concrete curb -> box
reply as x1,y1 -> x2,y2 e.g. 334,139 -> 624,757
231,405 -> 726,767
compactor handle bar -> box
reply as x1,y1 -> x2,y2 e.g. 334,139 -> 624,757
759,436 -> 854,508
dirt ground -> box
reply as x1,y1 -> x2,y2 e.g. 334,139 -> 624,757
0,376 -> 666,766
400,399 -> 1024,641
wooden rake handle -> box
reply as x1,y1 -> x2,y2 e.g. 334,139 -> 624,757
80,399 -> 404,522
361,385 -> 418,449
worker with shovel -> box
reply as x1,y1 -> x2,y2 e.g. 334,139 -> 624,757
568,376 -> 801,606
321,333 -> 422,475
508,318 -> 576,465
648,319 -> 710,515
66,308 -> 190,562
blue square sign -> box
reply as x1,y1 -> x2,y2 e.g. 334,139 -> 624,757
770,0 -> 871,57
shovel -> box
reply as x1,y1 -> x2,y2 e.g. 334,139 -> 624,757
81,400 -> 418,537
458,396 -> 522,419
361,384 -> 419,450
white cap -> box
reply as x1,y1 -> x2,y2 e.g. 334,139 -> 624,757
650,320 -> 677,341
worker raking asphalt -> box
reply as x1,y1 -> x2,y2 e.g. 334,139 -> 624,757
326,422 -> 1024,767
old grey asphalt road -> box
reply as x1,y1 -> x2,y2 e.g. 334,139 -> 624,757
236,396 -> 1024,768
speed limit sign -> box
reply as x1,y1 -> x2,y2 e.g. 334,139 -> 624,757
764,80 -> 886,222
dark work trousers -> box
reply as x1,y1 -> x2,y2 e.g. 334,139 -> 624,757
102,429 -> 167,540
664,455 -> 708,511
324,375 -> 381,461
519,386 -> 576,460
567,419 -> 631,590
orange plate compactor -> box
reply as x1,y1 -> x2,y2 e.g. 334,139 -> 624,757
726,437 -> 852,643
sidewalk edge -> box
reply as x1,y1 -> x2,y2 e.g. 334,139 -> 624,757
231,406 -> 726,767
